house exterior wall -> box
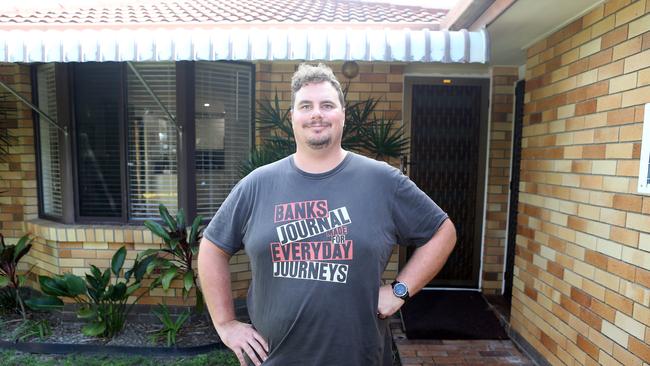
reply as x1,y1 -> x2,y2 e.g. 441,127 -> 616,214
483,66 -> 518,294
1,59 -> 504,304
512,0 -> 650,364
0,64 -> 37,237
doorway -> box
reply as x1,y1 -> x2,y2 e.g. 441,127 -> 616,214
401,77 -> 489,288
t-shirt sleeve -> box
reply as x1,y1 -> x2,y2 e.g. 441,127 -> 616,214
391,173 -> 449,247
203,179 -> 252,255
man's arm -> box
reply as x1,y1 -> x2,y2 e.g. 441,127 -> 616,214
377,218 -> 457,318
198,238 -> 268,366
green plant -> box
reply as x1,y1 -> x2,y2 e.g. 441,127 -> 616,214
242,86 -> 409,174
142,204 -> 205,311
26,246 -> 155,338
150,303 -> 190,347
361,118 -> 410,159
0,233 -> 33,319
10,318 -> 51,342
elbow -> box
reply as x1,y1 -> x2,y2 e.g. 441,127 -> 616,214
445,218 -> 458,248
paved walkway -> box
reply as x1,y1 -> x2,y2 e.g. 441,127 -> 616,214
390,319 -> 535,366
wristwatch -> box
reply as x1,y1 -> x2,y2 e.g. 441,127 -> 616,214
391,280 -> 410,301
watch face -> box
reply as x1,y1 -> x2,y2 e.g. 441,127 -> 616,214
393,283 -> 408,297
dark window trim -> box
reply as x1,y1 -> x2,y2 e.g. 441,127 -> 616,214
31,65 -> 47,221
177,61 -> 196,221
33,60 -> 256,225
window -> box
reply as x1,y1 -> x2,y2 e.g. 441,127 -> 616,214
194,62 -> 252,217
34,61 -> 253,223
126,62 -> 178,220
35,64 -> 63,218
639,103 -> 650,195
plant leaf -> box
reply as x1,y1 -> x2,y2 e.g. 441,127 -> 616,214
126,282 -> 140,296
144,220 -> 172,242
82,322 -> 106,337
111,246 -> 127,276
17,274 -> 26,287
77,306 -> 97,320
25,296 -> 64,310
110,282 -> 127,300
62,273 -> 86,296
39,276 -> 69,297
158,204 -> 177,231
183,270 -> 194,292
161,267 -> 178,290
176,209 -> 186,230
0,275 -> 9,288
136,248 -> 160,261
132,255 -> 155,282
188,215 -> 203,245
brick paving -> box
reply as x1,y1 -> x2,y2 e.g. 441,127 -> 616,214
391,319 -> 535,366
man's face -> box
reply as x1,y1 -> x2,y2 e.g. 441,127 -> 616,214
291,82 -> 345,151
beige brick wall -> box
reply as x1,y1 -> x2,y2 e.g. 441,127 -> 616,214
512,0 -> 650,364
0,64 -> 37,238
482,67 -> 518,294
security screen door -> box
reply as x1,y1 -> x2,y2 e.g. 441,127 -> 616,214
403,77 -> 489,288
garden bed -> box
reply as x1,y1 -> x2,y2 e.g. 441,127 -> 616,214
0,302 -> 246,357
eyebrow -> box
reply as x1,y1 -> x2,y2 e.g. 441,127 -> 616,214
296,99 -> 337,105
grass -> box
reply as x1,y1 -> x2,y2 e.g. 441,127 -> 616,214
0,349 -> 239,366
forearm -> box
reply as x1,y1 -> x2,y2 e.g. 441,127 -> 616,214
198,238 -> 236,327
397,219 -> 457,296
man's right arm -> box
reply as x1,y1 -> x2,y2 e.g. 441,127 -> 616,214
198,238 -> 268,366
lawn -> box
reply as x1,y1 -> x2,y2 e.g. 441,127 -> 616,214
0,349 -> 239,366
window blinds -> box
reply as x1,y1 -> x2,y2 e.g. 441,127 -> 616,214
126,62 -> 178,220
194,62 -> 252,218
36,64 -> 63,218
74,63 -> 123,218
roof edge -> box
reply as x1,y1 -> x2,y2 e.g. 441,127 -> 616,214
0,21 -> 441,31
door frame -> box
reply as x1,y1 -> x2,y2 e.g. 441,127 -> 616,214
399,76 -> 490,289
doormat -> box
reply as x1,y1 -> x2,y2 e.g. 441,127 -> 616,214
400,290 -> 509,340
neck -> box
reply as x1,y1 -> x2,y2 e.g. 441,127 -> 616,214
293,146 -> 347,174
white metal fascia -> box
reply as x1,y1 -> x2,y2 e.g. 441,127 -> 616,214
0,27 -> 490,63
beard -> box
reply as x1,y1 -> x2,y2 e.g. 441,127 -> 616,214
306,135 -> 332,149
304,121 -> 333,149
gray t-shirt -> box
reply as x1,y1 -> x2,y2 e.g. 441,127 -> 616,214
204,152 -> 448,366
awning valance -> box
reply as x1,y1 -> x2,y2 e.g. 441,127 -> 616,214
0,27 -> 489,63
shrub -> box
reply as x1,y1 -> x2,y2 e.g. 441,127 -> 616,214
150,303 -> 190,347
0,233 -> 33,319
26,246 -> 155,338
143,204 -> 205,311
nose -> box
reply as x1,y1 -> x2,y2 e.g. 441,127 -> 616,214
310,107 -> 323,119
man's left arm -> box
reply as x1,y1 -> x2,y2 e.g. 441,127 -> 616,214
377,218 -> 457,318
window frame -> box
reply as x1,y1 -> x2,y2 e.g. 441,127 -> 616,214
31,60 -> 256,225
638,103 -> 650,195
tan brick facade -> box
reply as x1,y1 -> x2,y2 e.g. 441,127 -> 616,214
512,0 -> 650,364
482,66 -> 518,294
0,64 -> 37,238
0,60 -> 409,303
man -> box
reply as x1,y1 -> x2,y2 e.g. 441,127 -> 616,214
198,63 -> 457,366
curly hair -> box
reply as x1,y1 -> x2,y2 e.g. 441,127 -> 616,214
290,63 -> 345,108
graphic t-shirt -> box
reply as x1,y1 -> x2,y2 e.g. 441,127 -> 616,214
204,152 -> 448,366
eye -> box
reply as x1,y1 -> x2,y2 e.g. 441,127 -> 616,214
299,104 -> 312,110
322,104 -> 334,110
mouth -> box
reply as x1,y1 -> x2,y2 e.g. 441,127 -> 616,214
305,122 -> 331,128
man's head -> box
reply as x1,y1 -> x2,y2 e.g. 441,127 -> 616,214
291,63 -> 345,109
290,63 -> 346,151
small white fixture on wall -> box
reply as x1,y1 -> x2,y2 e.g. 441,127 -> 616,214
639,103 -> 650,194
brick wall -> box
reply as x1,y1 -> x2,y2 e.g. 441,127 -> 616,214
0,64 -> 37,239
512,0 -> 650,364
482,67 -> 518,294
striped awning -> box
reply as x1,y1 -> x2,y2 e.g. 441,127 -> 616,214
0,27 -> 489,63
